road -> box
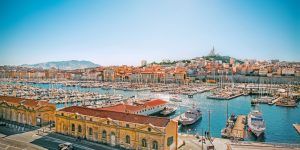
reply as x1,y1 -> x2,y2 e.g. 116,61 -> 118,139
0,123 -> 119,150
33,133 -> 119,150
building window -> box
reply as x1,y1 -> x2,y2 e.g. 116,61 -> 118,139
75,115 -> 77,119
126,124 -> 129,128
90,118 -> 93,121
89,127 -> 93,136
148,128 -> 151,132
102,130 -> 107,139
125,135 -> 130,144
167,136 -> 173,146
152,141 -> 158,150
142,139 -> 147,147
61,113 -> 64,116
107,121 -> 110,125
71,124 -> 75,131
78,125 -> 82,133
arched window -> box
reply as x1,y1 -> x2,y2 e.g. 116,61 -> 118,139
102,130 -> 107,139
142,139 -> 147,147
78,125 -> 82,133
125,135 -> 130,144
89,127 -> 93,135
71,124 -> 75,131
152,141 -> 158,150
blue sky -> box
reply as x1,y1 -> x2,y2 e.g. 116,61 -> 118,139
0,0 -> 299,66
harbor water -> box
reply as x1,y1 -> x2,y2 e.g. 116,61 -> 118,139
20,83 -> 300,144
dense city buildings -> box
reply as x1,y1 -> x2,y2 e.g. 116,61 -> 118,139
1,52 -> 299,84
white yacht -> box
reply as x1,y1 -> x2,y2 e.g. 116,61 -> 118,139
179,106 -> 202,125
247,109 -> 266,137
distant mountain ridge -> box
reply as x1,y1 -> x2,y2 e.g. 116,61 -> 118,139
20,60 -> 99,70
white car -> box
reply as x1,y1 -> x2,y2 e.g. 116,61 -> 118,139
58,142 -> 74,150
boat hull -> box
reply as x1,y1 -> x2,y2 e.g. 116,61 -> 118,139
160,109 -> 176,116
247,114 -> 265,137
180,115 -> 202,125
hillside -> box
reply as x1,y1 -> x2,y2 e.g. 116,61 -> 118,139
20,60 -> 99,70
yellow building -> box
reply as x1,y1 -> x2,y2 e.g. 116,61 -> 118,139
0,96 -> 56,126
55,106 -> 178,150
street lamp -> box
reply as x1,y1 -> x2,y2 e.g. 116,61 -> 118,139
208,110 -> 211,135
201,128 -> 204,150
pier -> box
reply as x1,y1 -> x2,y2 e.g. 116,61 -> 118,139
293,124 -> 300,134
207,93 -> 243,100
269,98 -> 280,105
230,115 -> 246,140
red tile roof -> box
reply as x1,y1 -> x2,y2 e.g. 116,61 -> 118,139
59,106 -> 170,127
0,96 -> 54,108
98,99 -> 167,113
143,99 -> 168,107
99,104 -> 143,113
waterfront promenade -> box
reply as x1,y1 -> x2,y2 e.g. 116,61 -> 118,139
178,134 -> 300,150
1,122 -> 299,150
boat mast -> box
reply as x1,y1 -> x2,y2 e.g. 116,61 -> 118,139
208,110 -> 211,134
226,101 -> 228,121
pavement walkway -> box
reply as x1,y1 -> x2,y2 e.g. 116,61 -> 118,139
1,122 -> 299,150
0,133 -> 46,150
178,133 -> 300,150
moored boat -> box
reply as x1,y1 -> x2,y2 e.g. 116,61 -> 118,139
169,95 -> 182,102
160,106 -> 177,116
247,109 -> 266,137
179,105 -> 202,125
221,114 -> 236,138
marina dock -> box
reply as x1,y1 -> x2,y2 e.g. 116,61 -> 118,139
207,93 -> 244,100
269,98 -> 280,105
230,115 -> 246,140
293,124 -> 300,134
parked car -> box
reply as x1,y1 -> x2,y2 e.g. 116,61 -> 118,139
58,142 -> 74,150
0,122 -> 5,126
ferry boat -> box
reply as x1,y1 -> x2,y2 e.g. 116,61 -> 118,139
247,109 -> 266,137
179,105 -> 202,125
160,105 -> 177,116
